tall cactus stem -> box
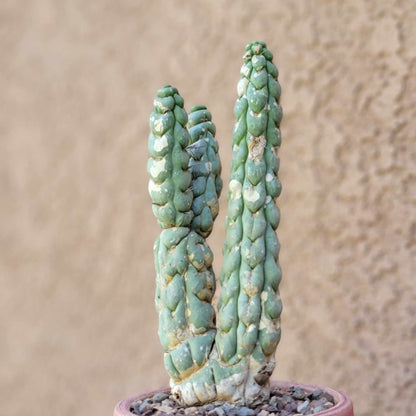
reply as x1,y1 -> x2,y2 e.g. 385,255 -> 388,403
215,41 -> 283,404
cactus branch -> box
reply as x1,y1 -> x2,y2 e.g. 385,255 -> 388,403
187,105 -> 223,238
148,87 -> 219,405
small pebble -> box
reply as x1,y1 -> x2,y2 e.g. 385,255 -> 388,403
297,400 -> 311,415
162,399 -> 175,407
277,398 -> 288,410
323,401 -> 334,410
204,404 -> 215,412
313,397 -> 327,407
139,402 -> 154,415
313,405 -> 325,414
130,402 -> 142,414
153,392 -> 170,403
221,403 -> 234,413
258,409 -> 269,416
284,402 -> 298,413
269,396 -> 280,408
283,395 -> 295,405
208,407 -> 225,416
310,389 -> 323,400
322,392 -> 335,404
292,387 -> 306,400
216,407 -> 226,416
236,406 -> 255,416
272,388 -> 285,397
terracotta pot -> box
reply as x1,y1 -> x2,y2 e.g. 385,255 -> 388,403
114,380 -> 353,416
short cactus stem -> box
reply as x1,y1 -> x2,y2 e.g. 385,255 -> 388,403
148,41 -> 283,406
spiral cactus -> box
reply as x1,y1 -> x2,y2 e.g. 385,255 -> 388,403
147,41 -> 283,406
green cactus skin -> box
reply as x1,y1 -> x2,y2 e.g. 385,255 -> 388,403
148,87 -> 219,405
187,105 -> 223,238
214,41 -> 283,404
147,41 -> 283,407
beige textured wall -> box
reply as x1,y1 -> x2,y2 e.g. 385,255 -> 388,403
1,1 -> 415,416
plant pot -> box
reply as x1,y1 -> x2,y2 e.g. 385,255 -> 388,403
114,380 -> 354,416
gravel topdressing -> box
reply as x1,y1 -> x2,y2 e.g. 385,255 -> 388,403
130,386 -> 335,416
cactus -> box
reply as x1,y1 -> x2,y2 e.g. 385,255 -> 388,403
148,87 -> 219,404
147,42 -> 283,406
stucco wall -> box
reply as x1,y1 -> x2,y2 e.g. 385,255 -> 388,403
1,1 -> 415,416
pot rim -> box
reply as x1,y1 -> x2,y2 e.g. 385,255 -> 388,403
114,380 -> 353,416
